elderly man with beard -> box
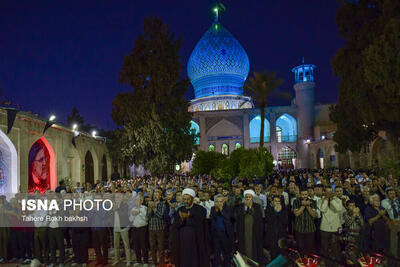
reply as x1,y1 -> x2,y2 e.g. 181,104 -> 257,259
210,194 -> 234,267
28,145 -> 50,194
171,188 -> 209,267
234,189 -> 265,266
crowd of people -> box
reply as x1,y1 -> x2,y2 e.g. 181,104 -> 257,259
0,169 -> 399,267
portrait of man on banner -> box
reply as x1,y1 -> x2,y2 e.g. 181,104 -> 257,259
28,140 -> 50,193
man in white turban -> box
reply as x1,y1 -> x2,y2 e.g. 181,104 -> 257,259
171,188 -> 209,267
233,189 -> 265,265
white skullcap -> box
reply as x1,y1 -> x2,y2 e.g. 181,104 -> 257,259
182,188 -> 196,198
243,189 -> 256,197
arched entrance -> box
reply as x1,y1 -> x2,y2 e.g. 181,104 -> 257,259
276,113 -> 297,142
278,146 -> 297,169
101,155 -> 107,181
0,130 -> 18,194
316,149 -> 324,169
28,137 -> 56,193
249,115 -> 270,143
85,151 -> 94,185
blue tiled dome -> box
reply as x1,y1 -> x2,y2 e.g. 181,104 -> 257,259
187,20 -> 250,99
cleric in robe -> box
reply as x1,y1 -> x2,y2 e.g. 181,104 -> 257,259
234,189 -> 265,266
170,188 -> 209,267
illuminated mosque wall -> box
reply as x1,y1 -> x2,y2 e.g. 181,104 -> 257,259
0,109 -> 111,193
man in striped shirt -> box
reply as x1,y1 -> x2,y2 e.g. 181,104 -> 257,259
148,190 -> 166,266
293,187 -> 317,255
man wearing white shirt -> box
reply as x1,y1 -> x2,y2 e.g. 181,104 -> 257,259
48,194 -> 65,266
255,184 -> 267,210
381,187 -> 400,257
130,196 -> 149,267
318,187 -> 344,267
113,194 -> 131,266
200,191 -> 214,219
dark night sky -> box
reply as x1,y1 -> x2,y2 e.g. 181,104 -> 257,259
0,0 -> 344,130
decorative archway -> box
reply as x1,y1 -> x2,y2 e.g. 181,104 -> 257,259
278,146 -> 297,169
316,149 -> 324,169
101,154 -> 108,181
249,115 -> 270,143
0,130 -> 18,194
208,144 -> 215,151
276,113 -> 297,142
28,137 -> 56,193
85,151 -> 94,185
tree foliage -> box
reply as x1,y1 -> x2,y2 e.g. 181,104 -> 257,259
66,107 -> 95,133
191,147 -> 274,182
112,17 -> 196,175
245,71 -> 284,147
330,0 -> 400,153
191,150 -> 226,176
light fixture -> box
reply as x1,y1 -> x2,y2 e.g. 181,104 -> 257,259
43,114 -> 56,134
306,139 -> 311,144
321,135 -> 325,140
92,130 -> 97,137
72,124 -> 78,130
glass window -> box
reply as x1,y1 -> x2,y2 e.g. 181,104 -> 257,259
276,126 -> 282,143
222,144 -> 229,155
235,142 -> 241,149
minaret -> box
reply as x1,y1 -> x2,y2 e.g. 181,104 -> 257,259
292,60 -> 316,168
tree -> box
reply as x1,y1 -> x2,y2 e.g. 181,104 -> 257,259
191,150 -> 226,176
191,147 -> 274,181
66,107 -> 84,128
245,71 -> 284,147
237,147 -> 274,178
330,0 -> 400,153
66,107 -> 95,133
112,17 -> 196,175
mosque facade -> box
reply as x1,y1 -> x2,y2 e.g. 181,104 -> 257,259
183,13 -> 382,171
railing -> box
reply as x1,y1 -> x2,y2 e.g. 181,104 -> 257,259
280,135 -> 297,142
250,136 -> 270,143
250,135 -> 296,143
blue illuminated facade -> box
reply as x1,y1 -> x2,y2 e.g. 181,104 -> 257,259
187,19 -> 250,99
292,64 -> 316,84
181,8 -> 341,171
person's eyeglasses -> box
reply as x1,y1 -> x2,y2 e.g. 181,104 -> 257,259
33,157 -> 48,163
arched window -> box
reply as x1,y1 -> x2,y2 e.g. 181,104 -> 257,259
85,151 -> 94,185
190,121 -> 200,145
276,113 -> 297,142
235,142 -> 242,149
249,115 -> 270,143
208,144 -> 215,151
222,144 -> 229,155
